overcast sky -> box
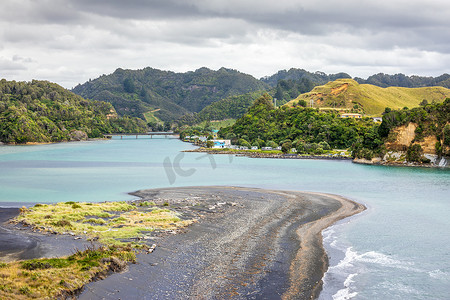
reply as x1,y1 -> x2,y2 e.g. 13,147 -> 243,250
1,0 -> 449,88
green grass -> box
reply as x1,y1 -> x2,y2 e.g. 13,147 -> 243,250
0,245 -> 135,299
5,201 -> 197,298
15,201 -> 194,246
143,110 -> 161,123
198,119 -> 236,130
288,78 -> 450,115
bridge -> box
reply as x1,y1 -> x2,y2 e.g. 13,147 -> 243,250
105,132 -> 179,139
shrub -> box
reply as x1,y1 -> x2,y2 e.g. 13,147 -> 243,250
406,144 -> 423,162
266,140 -> 278,148
281,141 -> 292,153
319,141 -> 331,150
296,141 -> 306,154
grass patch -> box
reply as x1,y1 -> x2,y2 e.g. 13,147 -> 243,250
9,200 -> 197,299
0,245 -> 135,299
14,201 -> 195,246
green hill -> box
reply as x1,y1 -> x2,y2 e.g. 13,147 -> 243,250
287,79 -> 450,115
0,79 -> 147,144
355,73 -> 450,88
261,68 -> 351,87
176,91 -> 265,126
72,67 -> 269,122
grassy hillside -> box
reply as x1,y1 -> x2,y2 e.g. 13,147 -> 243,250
287,79 -> 450,115
72,67 -> 269,122
0,79 -> 147,144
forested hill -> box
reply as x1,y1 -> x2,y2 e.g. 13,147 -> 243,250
176,91 -> 265,126
0,79 -> 147,144
72,67 -> 269,122
354,73 -> 450,88
261,68 -> 351,87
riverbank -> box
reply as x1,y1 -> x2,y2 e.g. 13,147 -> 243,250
353,156 -> 450,168
79,186 -> 365,299
184,147 -> 353,160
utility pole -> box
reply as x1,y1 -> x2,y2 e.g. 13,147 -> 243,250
274,98 -> 277,108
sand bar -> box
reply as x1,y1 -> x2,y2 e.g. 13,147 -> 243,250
0,186 -> 365,299
78,186 -> 365,299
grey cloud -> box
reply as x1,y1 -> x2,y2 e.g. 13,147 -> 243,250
0,0 -> 84,25
0,57 -> 27,71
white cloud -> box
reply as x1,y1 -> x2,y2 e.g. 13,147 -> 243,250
0,0 -> 449,88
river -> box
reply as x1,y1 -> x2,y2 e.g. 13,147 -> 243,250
0,136 -> 449,299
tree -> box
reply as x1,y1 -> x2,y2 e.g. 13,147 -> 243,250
281,141 -> 292,153
123,78 -> 135,93
406,144 -> 423,162
296,141 -> 306,154
266,140 -> 278,148
206,140 -> 214,148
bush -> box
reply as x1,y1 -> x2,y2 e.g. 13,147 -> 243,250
314,147 -> 324,155
319,141 -> 331,150
206,140 -> 214,148
406,144 -> 423,162
281,141 -> 292,153
296,141 -> 306,154
266,140 -> 278,148
239,139 -> 251,148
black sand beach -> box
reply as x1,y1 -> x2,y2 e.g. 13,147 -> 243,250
0,186 -> 365,299
0,208 -> 98,262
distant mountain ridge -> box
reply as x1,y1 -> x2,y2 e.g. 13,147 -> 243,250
355,73 -> 450,88
261,68 -> 352,87
72,67 -> 268,122
72,66 -> 450,124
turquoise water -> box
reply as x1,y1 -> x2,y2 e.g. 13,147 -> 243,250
0,137 -> 449,299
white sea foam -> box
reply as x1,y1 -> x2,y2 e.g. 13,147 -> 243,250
428,269 -> 449,280
332,273 -> 358,300
329,247 -> 358,270
332,287 -> 358,300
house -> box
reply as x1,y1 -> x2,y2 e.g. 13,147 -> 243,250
239,146 -> 249,150
251,146 -> 258,150
340,113 -> 362,119
211,130 -> 219,139
373,117 -> 382,122
291,148 -> 297,153
213,139 -> 231,148
261,147 -> 273,151
275,146 -> 282,150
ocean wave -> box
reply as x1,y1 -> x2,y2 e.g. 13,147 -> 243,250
332,273 -> 359,300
